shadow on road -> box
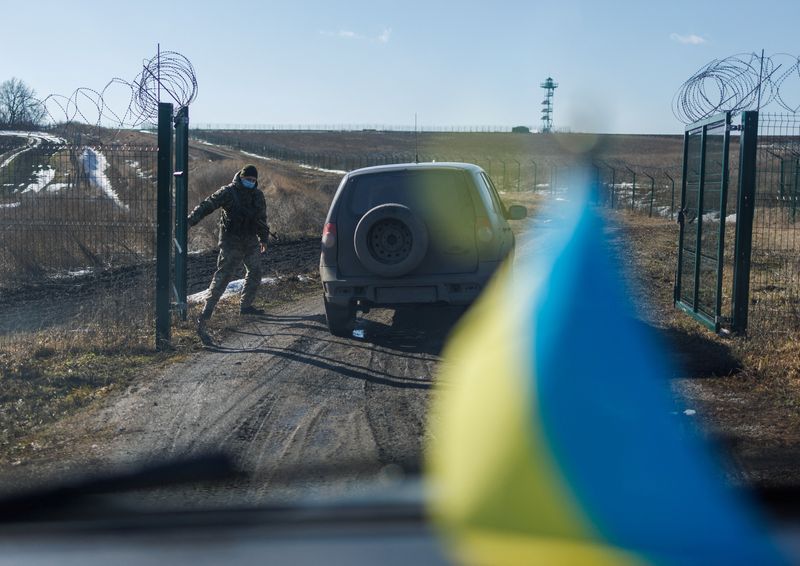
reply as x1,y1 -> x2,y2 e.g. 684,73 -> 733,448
633,319 -> 742,379
354,306 -> 466,356
227,306 -> 465,358
205,341 -> 432,390
203,305 -> 468,389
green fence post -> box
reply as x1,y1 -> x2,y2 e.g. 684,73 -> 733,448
793,158 -> 799,222
675,129 -> 690,305
156,102 -> 174,350
731,111 -> 758,334
173,106 -> 189,321
645,172 -> 655,217
665,171 -> 676,220
713,112 -> 733,330
625,166 -> 636,212
611,165 -> 618,208
692,124 -> 710,314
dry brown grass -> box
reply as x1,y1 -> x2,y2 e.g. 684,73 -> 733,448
612,211 -> 800,487
187,156 -> 339,251
0,324 -> 188,465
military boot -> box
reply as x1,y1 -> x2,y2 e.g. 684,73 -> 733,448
240,305 -> 265,315
197,314 -> 212,344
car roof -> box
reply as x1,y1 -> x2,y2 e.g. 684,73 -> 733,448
345,162 -> 485,178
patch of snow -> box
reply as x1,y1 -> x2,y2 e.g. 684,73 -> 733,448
725,213 -> 737,224
126,159 -> 152,180
298,163 -> 347,175
48,268 -> 94,280
22,166 -> 56,193
68,269 -> 93,277
81,148 -> 128,210
0,202 -> 21,209
0,130 -> 65,144
187,276 -> 279,304
0,145 -> 31,169
0,131 -> 66,168
47,183 -> 70,193
241,150 -> 273,161
237,147 -> 345,175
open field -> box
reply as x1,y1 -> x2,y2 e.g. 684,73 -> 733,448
192,130 -> 685,169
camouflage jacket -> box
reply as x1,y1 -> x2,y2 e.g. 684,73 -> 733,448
188,172 -> 269,245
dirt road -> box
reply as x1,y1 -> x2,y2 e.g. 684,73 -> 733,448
0,196 -> 541,500
10,278 -> 466,502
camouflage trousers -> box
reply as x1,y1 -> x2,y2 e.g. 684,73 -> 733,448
201,240 -> 262,319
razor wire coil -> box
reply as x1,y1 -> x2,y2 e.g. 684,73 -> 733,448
38,50 -> 197,128
673,52 -> 800,124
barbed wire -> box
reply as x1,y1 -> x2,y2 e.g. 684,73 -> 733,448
673,52 -> 800,124
38,49 -> 197,128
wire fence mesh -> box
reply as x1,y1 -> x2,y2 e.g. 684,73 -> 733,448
748,114 -> 800,335
0,138 -> 158,351
4,121 -> 797,347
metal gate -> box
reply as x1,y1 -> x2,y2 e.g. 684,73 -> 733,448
675,112 -> 732,332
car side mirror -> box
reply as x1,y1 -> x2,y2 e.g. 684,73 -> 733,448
506,205 -> 527,220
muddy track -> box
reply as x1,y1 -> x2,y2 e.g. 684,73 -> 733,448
7,280 -> 464,502
1,201 -> 540,500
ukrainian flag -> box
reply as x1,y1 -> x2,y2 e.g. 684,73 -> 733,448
427,194 -> 784,565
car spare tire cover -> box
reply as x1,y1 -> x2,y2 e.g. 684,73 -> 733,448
354,203 -> 429,277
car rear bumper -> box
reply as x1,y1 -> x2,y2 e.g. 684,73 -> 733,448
320,263 -> 503,308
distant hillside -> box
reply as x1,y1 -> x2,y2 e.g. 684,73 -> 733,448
190,130 -> 684,170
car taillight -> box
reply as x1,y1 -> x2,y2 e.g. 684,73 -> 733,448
322,222 -> 337,248
475,217 -> 493,243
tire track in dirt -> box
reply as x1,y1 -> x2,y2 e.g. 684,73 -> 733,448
35,289 -> 464,502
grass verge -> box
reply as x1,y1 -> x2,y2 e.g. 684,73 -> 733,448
611,212 -> 800,487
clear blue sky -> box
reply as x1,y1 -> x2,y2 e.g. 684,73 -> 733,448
3,0 -> 799,134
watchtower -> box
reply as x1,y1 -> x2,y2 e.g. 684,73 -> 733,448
540,77 -> 558,133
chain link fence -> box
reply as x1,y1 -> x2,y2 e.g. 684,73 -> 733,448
0,137 -> 158,351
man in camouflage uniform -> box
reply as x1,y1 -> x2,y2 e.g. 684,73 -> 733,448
188,164 -> 269,335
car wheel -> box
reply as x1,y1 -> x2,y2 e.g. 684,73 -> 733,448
354,203 -> 428,277
324,298 -> 354,337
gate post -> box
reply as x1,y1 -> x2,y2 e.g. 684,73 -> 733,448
156,102 -> 174,350
731,111 -> 759,334
173,106 -> 189,321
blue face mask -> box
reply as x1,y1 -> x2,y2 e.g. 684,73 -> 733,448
241,178 -> 256,189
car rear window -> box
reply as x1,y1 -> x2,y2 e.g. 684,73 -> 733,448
345,169 -> 475,220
